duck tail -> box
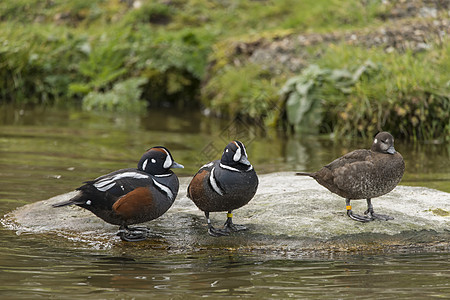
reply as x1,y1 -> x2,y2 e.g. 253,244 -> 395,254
51,200 -> 74,208
295,172 -> 313,177
51,191 -> 85,208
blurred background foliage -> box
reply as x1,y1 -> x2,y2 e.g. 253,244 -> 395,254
0,0 -> 448,141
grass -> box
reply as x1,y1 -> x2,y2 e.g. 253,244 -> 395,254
313,43 -> 450,140
0,0 -> 449,141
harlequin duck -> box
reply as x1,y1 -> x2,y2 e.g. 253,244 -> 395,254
187,141 -> 258,236
52,146 -> 184,241
296,132 -> 405,222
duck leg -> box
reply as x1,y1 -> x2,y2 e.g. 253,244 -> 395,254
224,211 -> 247,232
364,198 -> 394,221
346,199 -> 373,222
205,212 -> 229,237
117,225 -> 149,242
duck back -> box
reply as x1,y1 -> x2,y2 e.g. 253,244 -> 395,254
312,150 -> 404,199
67,170 -> 179,226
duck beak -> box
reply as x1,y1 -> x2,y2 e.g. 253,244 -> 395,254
386,146 -> 396,154
171,161 -> 184,169
239,155 -> 251,166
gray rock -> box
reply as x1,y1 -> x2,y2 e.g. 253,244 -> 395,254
2,173 -> 449,255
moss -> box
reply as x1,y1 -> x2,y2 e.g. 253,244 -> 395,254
430,208 -> 449,217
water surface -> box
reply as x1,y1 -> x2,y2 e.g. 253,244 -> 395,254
0,105 -> 449,298
1,228 -> 449,299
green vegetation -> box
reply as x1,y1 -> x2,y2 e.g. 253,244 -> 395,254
316,44 -> 450,141
82,77 -> 147,112
278,45 -> 449,140
0,0 -> 448,141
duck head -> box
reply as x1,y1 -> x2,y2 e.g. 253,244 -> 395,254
220,140 -> 251,169
371,132 -> 396,154
138,146 -> 184,175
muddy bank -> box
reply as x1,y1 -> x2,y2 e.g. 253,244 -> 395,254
2,173 -> 449,257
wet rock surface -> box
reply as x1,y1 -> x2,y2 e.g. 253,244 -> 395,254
2,173 -> 449,256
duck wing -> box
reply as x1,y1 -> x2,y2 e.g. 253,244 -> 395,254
324,149 -> 372,171
327,150 -> 376,196
88,168 -> 152,197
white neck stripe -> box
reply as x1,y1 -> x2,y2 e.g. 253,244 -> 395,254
209,167 -> 224,196
154,173 -> 172,177
219,163 -> 240,172
219,163 -> 253,172
152,179 -> 174,201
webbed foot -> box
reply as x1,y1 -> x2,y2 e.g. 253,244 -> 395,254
224,220 -> 247,232
223,211 -> 247,232
363,198 -> 393,221
365,210 -> 394,221
347,210 -> 374,222
225,223 -> 247,232
117,226 -> 149,242
204,211 -> 229,237
208,226 -> 230,237
346,198 -> 373,222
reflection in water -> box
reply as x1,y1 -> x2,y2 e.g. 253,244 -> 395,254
1,228 -> 449,298
1,105 -> 448,208
0,105 -> 449,298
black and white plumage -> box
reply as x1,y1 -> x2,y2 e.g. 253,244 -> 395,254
187,141 -> 259,236
52,146 -> 184,241
296,132 -> 405,222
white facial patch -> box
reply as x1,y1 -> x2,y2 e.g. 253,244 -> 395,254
374,138 -> 378,144
151,158 -> 156,163
142,159 -> 148,170
86,200 -> 92,205
161,148 -> 172,169
233,146 -> 242,162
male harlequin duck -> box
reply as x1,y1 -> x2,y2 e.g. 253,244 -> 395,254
187,141 -> 258,236
296,132 -> 405,222
52,146 -> 184,241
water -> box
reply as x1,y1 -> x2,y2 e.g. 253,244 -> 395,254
0,105 -> 449,298
1,229 -> 449,299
